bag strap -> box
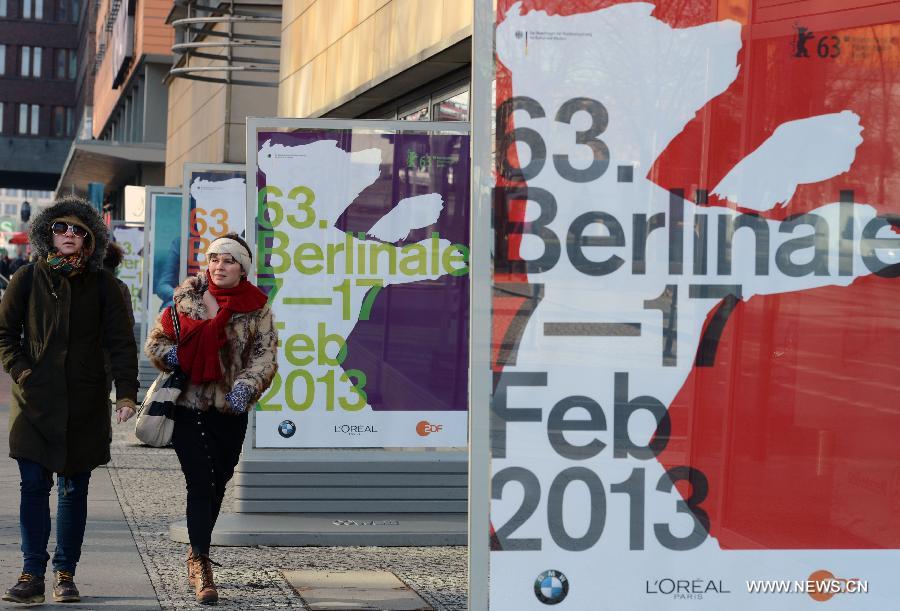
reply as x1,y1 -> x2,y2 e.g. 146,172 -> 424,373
170,306 -> 181,342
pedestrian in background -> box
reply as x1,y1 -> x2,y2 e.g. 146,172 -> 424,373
8,251 -> 26,276
145,233 -> 277,605
0,196 -> 139,605
103,241 -> 135,327
0,249 -> 10,293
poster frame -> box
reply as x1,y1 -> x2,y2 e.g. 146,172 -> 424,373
468,1 -> 900,609
180,162 -> 247,283
141,186 -> 181,350
469,1 -> 493,607
108,219 -> 145,354
243,116 -> 472,464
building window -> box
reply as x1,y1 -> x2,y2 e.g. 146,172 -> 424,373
22,0 -> 41,18
0,0 -> 6,18
0,102 -> 4,135
399,103 -> 429,121
54,49 -> 75,79
18,104 -> 27,134
20,104 -> 39,135
52,106 -> 64,136
52,106 -> 73,136
432,90 -> 469,122
20,46 -> 29,76
55,0 -> 74,21
364,73 -> 470,122
55,48 -> 65,77
3,204 -> 16,216
20,46 -> 40,77
0,45 -> 5,76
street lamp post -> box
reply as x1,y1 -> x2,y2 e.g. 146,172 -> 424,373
18,200 -> 31,258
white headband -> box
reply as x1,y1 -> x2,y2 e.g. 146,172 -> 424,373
205,237 -> 251,274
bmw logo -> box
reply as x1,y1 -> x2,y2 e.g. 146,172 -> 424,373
278,420 -> 296,438
534,570 -> 569,605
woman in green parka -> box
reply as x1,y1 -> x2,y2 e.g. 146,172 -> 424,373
0,196 -> 138,605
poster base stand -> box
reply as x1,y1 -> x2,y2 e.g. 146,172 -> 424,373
169,513 -> 466,546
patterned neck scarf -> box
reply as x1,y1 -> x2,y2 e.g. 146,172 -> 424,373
46,250 -> 86,276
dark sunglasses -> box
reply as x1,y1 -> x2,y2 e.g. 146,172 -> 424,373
51,222 -> 89,238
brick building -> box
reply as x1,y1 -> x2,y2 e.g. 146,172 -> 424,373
0,0 -> 79,190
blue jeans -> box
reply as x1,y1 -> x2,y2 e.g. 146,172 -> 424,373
17,459 -> 91,577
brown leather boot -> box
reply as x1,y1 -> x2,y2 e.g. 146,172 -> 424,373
194,554 -> 219,605
186,551 -> 198,589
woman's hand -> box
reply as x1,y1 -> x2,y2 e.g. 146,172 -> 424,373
115,398 -> 136,423
224,383 -> 253,414
164,346 -> 179,370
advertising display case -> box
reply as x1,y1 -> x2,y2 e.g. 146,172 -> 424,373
246,119 -> 471,451
180,163 -> 247,281
109,221 -> 144,324
189,118 -> 473,546
471,0 -> 900,608
141,186 -> 182,348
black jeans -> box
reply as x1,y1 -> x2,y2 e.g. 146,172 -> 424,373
172,407 -> 247,557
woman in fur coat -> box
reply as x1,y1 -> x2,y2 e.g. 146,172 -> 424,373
145,233 -> 277,605
0,196 -> 138,605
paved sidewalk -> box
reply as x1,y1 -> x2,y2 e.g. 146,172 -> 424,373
106,415 -> 468,610
0,375 -> 160,609
0,372 -> 468,610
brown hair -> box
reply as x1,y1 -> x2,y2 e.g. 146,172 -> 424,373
103,241 -> 124,269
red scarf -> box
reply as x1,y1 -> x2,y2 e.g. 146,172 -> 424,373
162,272 -> 268,384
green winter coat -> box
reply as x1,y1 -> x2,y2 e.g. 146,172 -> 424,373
0,260 -> 138,474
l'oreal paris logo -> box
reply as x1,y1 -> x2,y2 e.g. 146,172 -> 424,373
646,578 -> 731,598
333,424 -> 377,435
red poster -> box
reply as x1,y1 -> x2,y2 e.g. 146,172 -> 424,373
489,0 -> 900,607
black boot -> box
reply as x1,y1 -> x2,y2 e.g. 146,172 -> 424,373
2,573 -> 45,604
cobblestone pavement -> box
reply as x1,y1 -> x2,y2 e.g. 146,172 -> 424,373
108,423 -> 468,610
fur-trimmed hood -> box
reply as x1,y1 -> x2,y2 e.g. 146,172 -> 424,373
29,195 -> 108,271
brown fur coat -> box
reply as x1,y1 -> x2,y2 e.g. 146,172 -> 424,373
145,274 -> 278,413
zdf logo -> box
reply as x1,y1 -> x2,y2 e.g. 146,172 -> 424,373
807,570 -> 868,602
416,421 -> 443,436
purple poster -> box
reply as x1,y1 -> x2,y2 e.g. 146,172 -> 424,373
251,125 -> 470,448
